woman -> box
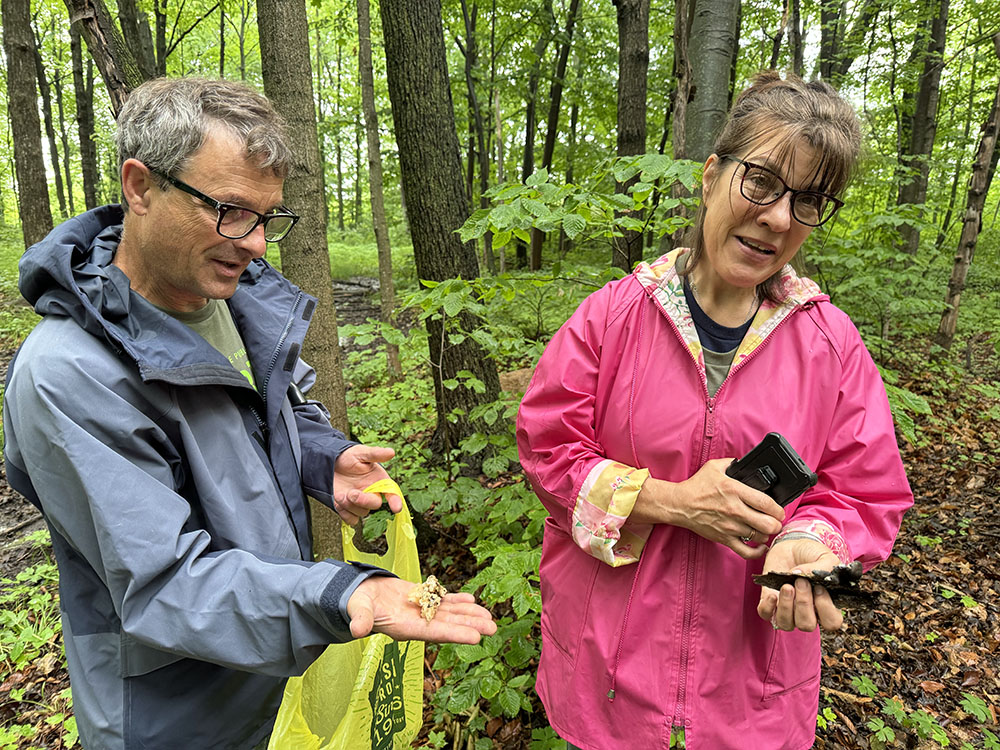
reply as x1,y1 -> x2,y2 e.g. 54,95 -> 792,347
516,72 -> 913,750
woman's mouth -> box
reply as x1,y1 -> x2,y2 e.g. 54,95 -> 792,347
738,236 -> 776,255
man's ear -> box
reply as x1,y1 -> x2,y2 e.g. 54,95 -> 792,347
701,154 -> 721,198
121,159 -> 156,215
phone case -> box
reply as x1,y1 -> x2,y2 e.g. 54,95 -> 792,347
725,432 -> 818,506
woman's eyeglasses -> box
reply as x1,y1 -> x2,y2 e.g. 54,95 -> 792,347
722,156 -> 843,227
149,167 -> 299,242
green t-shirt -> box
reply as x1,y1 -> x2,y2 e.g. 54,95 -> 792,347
159,299 -> 256,388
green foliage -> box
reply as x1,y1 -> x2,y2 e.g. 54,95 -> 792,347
0,530 -> 77,748
460,156 -> 701,252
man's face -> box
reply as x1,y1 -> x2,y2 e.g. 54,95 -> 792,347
121,129 -> 286,312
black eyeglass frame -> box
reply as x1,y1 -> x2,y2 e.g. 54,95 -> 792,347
720,155 -> 844,227
148,167 -> 300,242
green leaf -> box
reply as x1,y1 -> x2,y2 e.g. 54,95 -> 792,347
446,677 -> 480,713
563,213 -> 587,239
493,229 -> 512,248
498,685 -> 521,717
479,671 -> 502,699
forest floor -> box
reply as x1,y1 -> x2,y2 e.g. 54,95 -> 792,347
1,337 -> 999,748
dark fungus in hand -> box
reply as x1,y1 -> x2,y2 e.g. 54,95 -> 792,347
752,561 -> 878,606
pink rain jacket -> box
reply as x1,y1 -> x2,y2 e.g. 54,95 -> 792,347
517,250 -> 913,750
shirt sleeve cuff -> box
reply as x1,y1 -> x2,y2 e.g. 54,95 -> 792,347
571,460 -> 652,567
318,561 -> 397,641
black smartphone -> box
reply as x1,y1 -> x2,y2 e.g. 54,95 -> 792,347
725,432 -> 818,507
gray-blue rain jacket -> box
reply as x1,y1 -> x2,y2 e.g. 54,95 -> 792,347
3,206 -> 386,749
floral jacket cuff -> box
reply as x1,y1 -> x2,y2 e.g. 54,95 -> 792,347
772,519 -> 852,565
571,460 -> 651,566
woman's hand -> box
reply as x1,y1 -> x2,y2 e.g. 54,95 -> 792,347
332,445 -> 402,525
637,458 -> 785,559
757,539 -> 844,632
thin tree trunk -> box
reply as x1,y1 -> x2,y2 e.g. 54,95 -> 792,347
667,0 -> 693,249
335,44 -> 345,231
3,0 -> 54,246
938,36 -> 976,250
530,0 -> 580,270
257,0 -> 349,561
357,0 -> 403,382
458,0 -> 496,273
379,0 -> 503,466
71,23 -> 99,211
32,30 -> 68,218
495,89 -> 506,272
314,16 -> 329,228
219,0 -> 226,77
54,41 -> 77,216
354,112 -> 363,227
768,4 -> 788,70
117,0 -> 157,80
789,0 -> 803,75
62,0 -> 144,116
516,2 -> 553,269
897,0 -> 949,255
612,0 -> 650,272
934,33 -> 1000,352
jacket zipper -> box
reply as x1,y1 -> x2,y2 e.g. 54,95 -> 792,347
260,291 -> 304,414
640,283 -> 810,731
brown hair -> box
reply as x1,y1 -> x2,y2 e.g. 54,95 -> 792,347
681,71 -> 862,302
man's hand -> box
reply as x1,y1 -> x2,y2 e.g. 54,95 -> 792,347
347,577 -> 497,643
757,539 -> 844,632
333,445 -> 401,525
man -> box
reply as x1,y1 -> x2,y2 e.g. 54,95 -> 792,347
2,77 -> 495,750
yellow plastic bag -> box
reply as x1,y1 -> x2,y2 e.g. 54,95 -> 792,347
269,479 -> 425,750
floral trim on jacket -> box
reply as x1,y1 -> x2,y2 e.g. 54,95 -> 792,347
572,460 -> 651,566
635,248 -> 825,376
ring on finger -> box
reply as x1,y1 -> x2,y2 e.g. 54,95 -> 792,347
740,529 -> 755,544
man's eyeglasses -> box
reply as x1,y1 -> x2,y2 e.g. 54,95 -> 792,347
721,156 -> 843,227
149,167 -> 299,242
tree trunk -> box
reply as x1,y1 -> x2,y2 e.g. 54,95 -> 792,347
789,0 -> 803,76
53,38 -> 77,216
3,0 -> 54,247
117,0 -> 157,80
219,0 -> 226,77
334,44 -> 345,231
530,0 -> 581,270
71,23 -> 99,211
896,0 -> 949,255
313,17 -> 329,228
818,0 -> 839,81
684,0 -> 740,164
516,2 -> 554,269
458,0 -> 496,274
938,32 -> 976,250
62,0 -> 144,116
357,0 -> 403,382
934,33 -> 1000,352
354,113 -> 363,227
612,0 -> 650,273
32,30 -> 68,218
257,0 -> 349,561
379,0 -> 502,467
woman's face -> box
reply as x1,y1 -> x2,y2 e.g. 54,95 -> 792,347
699,136 -> 821,293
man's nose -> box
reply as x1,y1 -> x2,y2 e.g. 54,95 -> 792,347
235,223 -> 268,258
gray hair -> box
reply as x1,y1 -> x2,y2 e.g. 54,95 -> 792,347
115,77 -> 292,185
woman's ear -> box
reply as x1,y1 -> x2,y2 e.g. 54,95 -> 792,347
702,154 -> 721,197
120,159 -> 155,215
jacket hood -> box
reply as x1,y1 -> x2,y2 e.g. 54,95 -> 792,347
17,205 -> 284,387
634,248 -> 828,308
